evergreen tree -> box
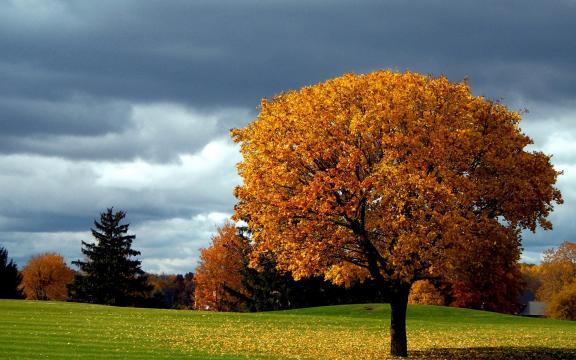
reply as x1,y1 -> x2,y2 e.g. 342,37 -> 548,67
0,246 -> 23,299
69,208 -> 151,306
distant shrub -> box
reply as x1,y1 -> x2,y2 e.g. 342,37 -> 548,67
546,281 -> 576,320
20,252 -> 73,300
409,280 -> 445,306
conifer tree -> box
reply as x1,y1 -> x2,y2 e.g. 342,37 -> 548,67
69,208 -> 150,306
0,246 -> 23,299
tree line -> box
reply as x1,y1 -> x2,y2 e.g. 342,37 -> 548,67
0,208 -> 381,309
0,208 -> 193,309
1,213 -> 574,319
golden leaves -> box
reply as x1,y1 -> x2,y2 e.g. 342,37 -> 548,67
19,252 -> 74,301
193,222 -> 249,311
231,70 -> 562,286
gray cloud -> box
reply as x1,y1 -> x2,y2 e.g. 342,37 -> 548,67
0,101 -> 252,161
1,0 -> 575,272
0,96 -> 130,136
0,137 -> 240,225
1,1 -> 575,109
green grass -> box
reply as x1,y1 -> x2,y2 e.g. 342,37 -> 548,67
0,300 -> 574,359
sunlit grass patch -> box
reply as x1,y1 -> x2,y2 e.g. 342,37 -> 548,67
0,300 -> 574,359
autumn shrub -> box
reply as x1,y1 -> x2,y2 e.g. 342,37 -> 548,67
546,281 -> 576,320
408,280 -> 445,306
536,242 -> 576,304
20,252 -> 74,300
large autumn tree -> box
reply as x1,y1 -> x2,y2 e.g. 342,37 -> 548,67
20,252 -> 74,300
231,71 -> 562,356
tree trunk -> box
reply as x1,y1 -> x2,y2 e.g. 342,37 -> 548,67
390,283 -> 410,357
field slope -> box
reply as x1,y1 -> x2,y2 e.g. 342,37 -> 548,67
0,300 -> 574,359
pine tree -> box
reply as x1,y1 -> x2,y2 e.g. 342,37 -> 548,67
69,208 -> 151,306
0,246 -> 23,299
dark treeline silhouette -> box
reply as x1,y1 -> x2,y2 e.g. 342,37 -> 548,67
146,272 -> 195,309
3,208 -> 537,315
0,246 -> 23,299
194,224 -> 385,312
225,249 -> 385,312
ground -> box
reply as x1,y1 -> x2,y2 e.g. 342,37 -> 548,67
0,300 -> 574,359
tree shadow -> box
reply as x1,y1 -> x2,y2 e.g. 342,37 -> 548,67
409,347 -> 576,359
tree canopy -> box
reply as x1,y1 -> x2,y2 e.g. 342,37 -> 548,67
231,70 -> 562,356
69,208 -> 150,306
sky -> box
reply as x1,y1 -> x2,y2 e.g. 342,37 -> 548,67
1,0 -> 575,274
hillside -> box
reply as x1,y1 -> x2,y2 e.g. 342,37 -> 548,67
0,300 -> 574,359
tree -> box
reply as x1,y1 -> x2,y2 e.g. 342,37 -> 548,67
231,71 -> 562,356
408,280 -> 445,306
19,252 -> 74,300
447,252 -> 523,313
536,241 -> 576,318
546,281 -> 576,320
0,246 -> 22,299
519,263 -> 542,299
537,241 -> 576,302
194,222 -> 248,311
69,208 -> 150,306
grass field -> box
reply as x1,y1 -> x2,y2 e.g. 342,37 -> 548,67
0,300 -> 574,359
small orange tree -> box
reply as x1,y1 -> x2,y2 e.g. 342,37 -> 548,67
537,241 -> 576,319
537,241 -> 576,301
408,280 -> 445,306
20,252 -> 74,300
232,71 -> 562,356
546,281 -> 576,320
194,222 -> 249,311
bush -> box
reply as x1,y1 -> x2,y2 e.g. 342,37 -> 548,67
546,281 -> 576,320
408,280 -> 445,306
20,253 -> 74,300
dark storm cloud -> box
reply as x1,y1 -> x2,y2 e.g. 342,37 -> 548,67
2,0 -> 575,159
0,101 -> 252,162
1,0 -> 575,110
0,96 -> 130,136
1,0 -> 574,271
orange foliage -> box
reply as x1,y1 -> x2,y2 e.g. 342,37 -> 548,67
537,241 -> 576,302
408,280 -> 445,306
194,222 -> 249,311
546,281 -> 576,320
519,263 -> 542,296
534,241 -> 576,319
232,70 -> 561,288
231,71 -> 561,355
20,252 -> 74,300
